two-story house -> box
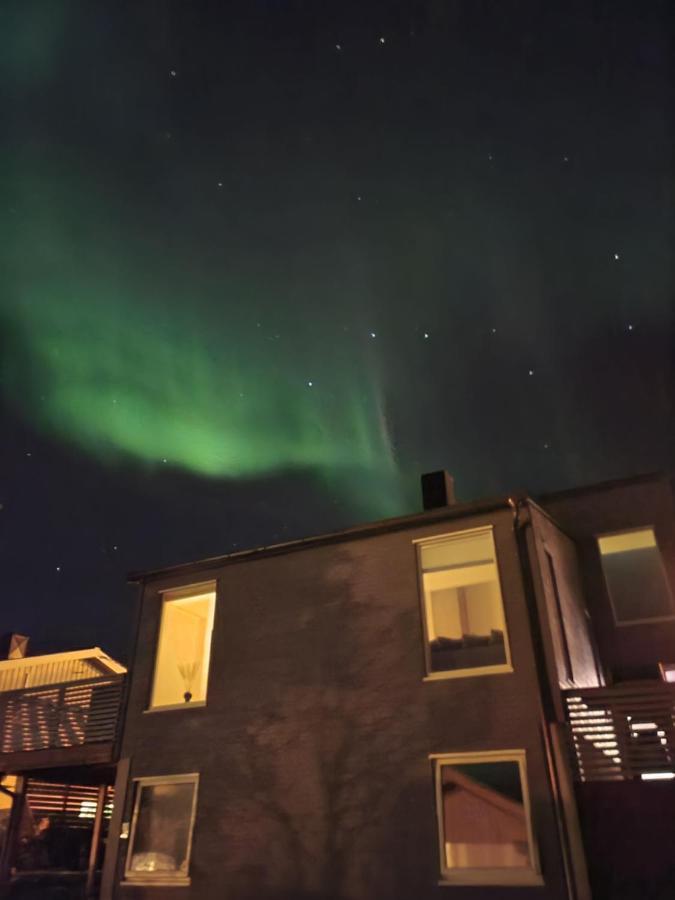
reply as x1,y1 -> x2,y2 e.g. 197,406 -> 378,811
101,471 -> 675,900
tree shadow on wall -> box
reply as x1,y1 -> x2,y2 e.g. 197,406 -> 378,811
214,544 -> 431,900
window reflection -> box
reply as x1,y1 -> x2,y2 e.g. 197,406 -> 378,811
128,779 -> 196,878
437,758 -> 535,877
598,529 -> 673,623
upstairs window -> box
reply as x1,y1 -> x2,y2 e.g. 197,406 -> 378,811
125,774 -> 198,883
598,529 -> 673,625
432,751 -> 541,886
150,585 -> 216,709
416,528 -> 511,678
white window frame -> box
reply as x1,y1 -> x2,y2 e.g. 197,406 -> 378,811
597,527 -> 675,627
415,526 -> 513,681
147,581 -> 217,712
123,773 -> 199,886
430,749 -> 543,887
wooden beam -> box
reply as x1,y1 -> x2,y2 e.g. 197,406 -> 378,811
86,784 -> 107,897
0,741 -> 115,772
99,757 -> 130,900
0,775 -> 25,887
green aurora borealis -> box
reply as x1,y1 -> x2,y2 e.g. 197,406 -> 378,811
3,158 -> 409,516
5,1 -> 675,656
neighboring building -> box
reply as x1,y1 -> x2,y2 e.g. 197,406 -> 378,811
99,473 -> 675,898
0,642 -> 126,898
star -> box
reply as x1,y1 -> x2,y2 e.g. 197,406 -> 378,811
162,458 -> 168,463
614,253 -> 620,261
170,70 -> 177,77
491,327 -> 497,334
335,43 -> 342,51
369,332 -> 377,338
56,566 -> 61,573
423,332 -> 430,339
26,452 -> 32,457
627,324 -> 634,331
356,195 -> 362,201
544,442 -> 550,449
528,369 -> 534,376
488,154 -> 493,161
217,182 -> 223,188
563,156 -> 569,162
113,545 -> 118,551
379,36 -> 386,44
307,381 -> 313,387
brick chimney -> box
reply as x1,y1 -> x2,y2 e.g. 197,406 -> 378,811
0,633 -> 30,660
421,470 -> 456,510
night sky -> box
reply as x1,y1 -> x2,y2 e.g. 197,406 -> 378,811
2,1 -> 674,662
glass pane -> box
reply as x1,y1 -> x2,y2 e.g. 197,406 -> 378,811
151,591 -> 215,707
599,530 -> 672,622
129,782 -> 195,876
420,532 -> 507,672
440,761 -> 531,870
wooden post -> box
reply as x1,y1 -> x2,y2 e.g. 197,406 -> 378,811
85,784 -> 107,897
99,758 -> 130,900
0,775 -> 26,889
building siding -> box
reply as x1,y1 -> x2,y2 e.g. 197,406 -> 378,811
113,508 -> 571,899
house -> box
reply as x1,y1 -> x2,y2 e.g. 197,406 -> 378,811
0,640 -> 126,898
100,471 -> 675,898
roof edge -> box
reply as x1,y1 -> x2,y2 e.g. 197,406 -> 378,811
128,493 -> 518,584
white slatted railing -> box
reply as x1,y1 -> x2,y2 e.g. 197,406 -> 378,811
565,682 -> 675,782
0,676 -> 124,754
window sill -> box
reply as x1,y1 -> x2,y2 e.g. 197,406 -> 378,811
144,701 -> 207,714
614,615 -> 675,627
423,663 -> 513,682
438,869 -> 544,887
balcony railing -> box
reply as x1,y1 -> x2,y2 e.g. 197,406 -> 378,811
564,682 -> 675,782
0,675 -> 124,766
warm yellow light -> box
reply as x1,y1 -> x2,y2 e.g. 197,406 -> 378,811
598,529 -> 656,556
150,588 -> 216,708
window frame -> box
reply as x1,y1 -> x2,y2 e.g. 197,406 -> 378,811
596,527 -> 675,627
414,526 -> 513,681
147,581 -> 217,712
123,773 -> 199,886
430,749 -> 543,887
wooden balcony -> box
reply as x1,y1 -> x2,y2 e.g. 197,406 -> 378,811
564,681 -> 675,782
0,675 -> 125,772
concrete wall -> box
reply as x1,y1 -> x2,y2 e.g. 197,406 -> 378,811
112,507 -> 571,900
541,476 -> 675,680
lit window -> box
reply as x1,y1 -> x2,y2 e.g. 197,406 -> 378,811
125,775 -> 198,883
150,585 -> 216,709
598,529 -> 673,624
417,528 -> 511,677
432,751 -> 541,886
659,663 -> 675,683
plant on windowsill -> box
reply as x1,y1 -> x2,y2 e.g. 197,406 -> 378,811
177,661 -> 200,703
